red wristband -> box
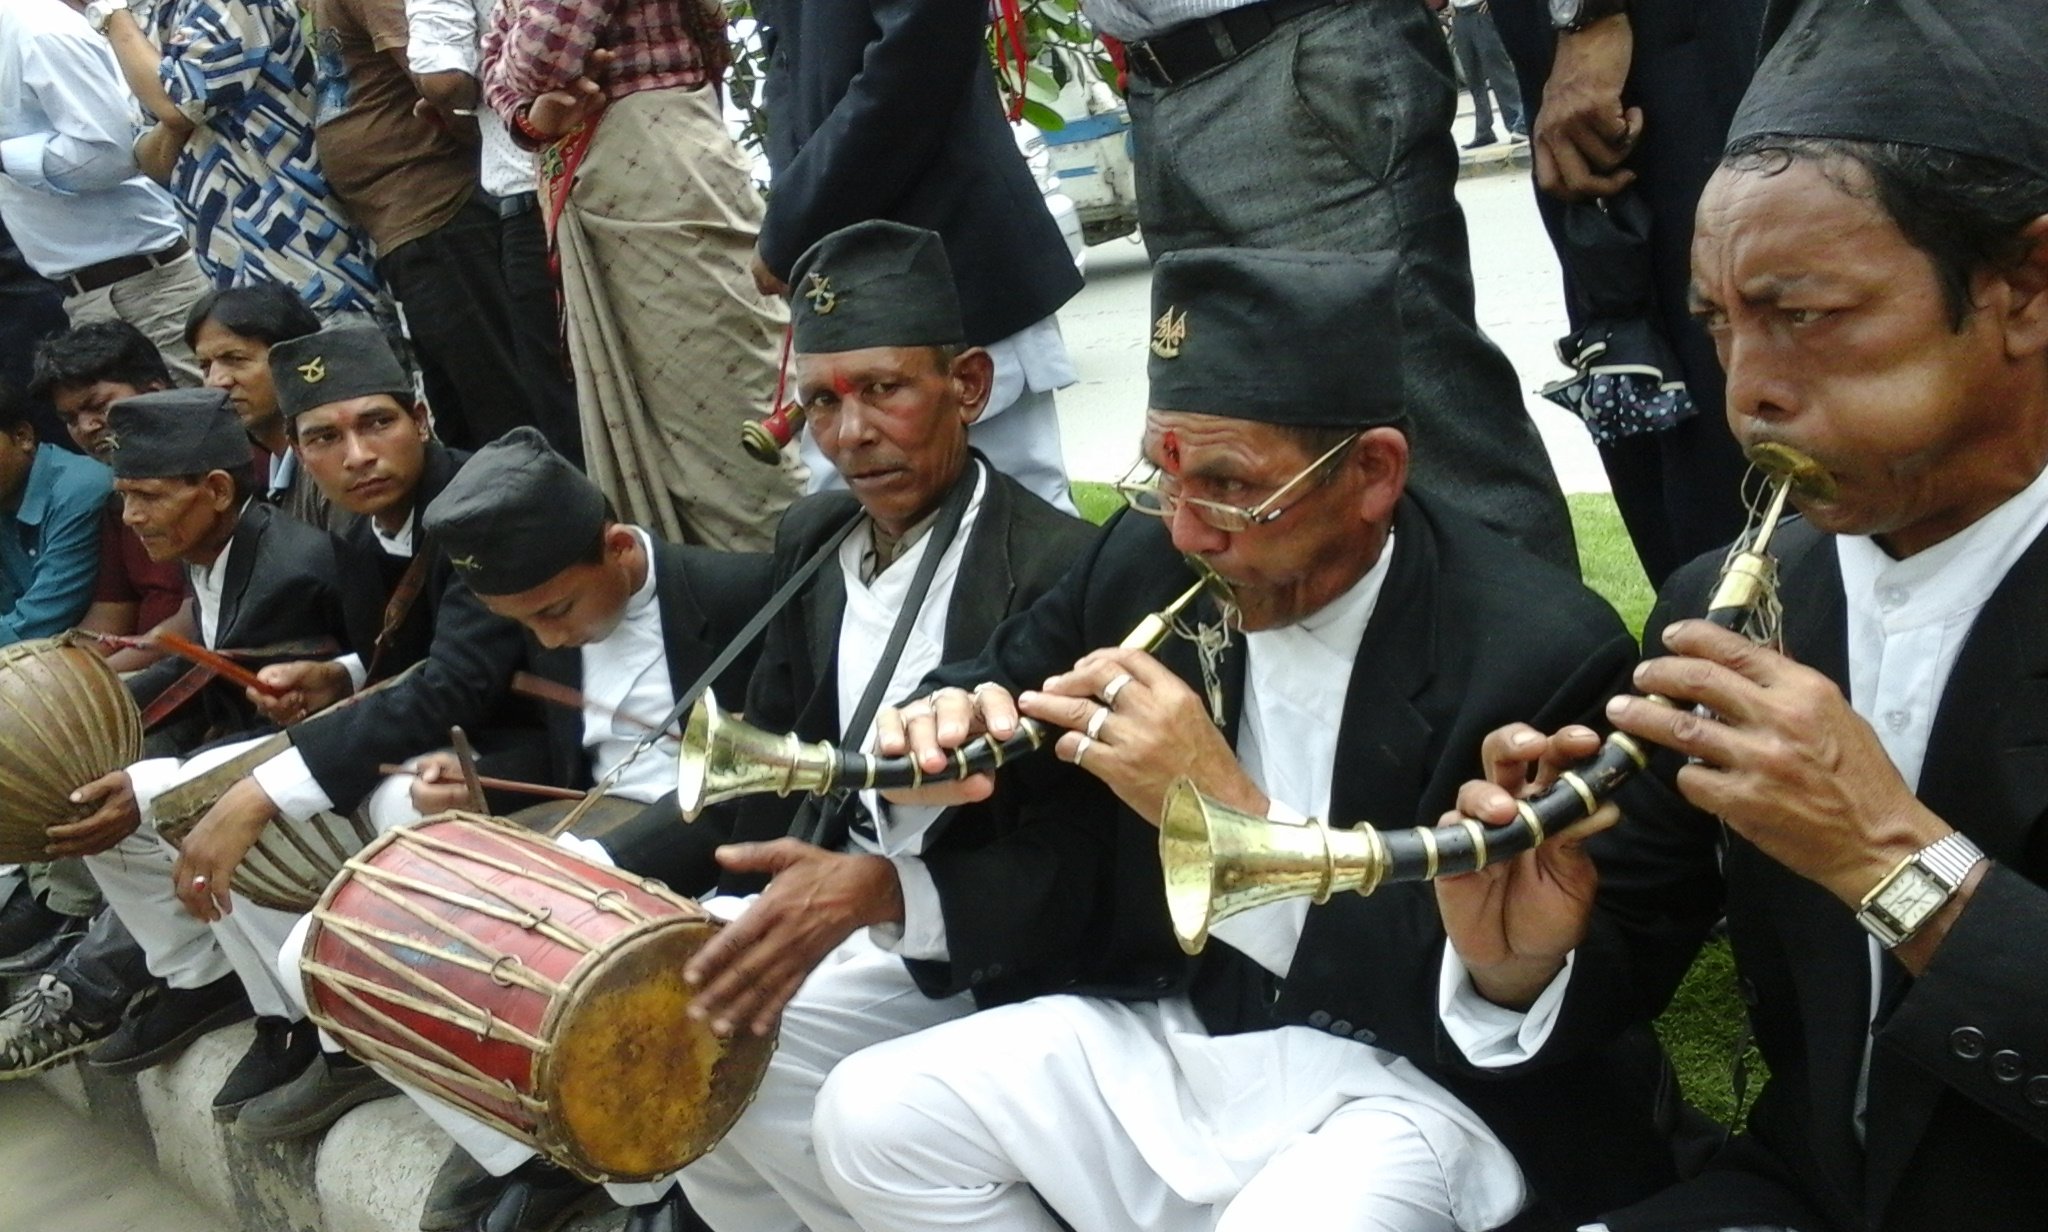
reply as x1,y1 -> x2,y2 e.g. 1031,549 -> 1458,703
511,105 -> 551,147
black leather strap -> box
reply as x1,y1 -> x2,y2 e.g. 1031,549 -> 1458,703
1126,0 -> 1350,87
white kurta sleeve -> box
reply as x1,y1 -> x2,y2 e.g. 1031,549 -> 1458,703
127,756 -> 190,823
1437,946 -> 1576,1067
249,747 -> 337,823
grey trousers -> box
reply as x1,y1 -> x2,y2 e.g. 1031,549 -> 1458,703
62,252 -> 210,385
1126,0 -> 1575,571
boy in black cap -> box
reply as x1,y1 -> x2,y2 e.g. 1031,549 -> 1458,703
161,321 -> 548,1142
14,389 -> 352,1090
812,245 -> 1653,1232
1438,2 -> 2048,1229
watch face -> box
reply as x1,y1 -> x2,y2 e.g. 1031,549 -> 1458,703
1550,0 -> 1583,22
1876,866 -> 1949,930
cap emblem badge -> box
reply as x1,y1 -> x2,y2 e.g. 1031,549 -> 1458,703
1150,308 -> 1187,360
804,274 -> 837,315
297,357 -> 327,384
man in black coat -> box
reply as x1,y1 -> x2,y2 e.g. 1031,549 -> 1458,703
809,247 -> 1660,1232
647,221 -> 1097,1232
750,0 -> 1084,509
30,390 -> 350,1089
1436,5 -> 2048,1229
166,323 -> 549,1140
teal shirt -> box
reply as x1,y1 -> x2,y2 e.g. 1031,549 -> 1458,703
0,443 -> 112,644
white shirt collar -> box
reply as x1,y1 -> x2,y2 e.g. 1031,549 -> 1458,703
1837,461 -> 2048,630
371,508 -> 417,558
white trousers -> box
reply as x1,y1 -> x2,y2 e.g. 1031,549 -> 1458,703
813,996 -> 1530,1232
86,738 -> 419,1018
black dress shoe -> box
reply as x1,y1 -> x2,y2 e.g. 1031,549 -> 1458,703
87,974 -> 252,1074
234,1050 -> 395,1142
0,909 -> 88,978
1463,132 -> 1501,149
420,1144 -> 502,1232
212,1016 -> 319,1121
0,890 -> 73,970
621,1188 -> 714,1232
472,1159 -> 605,1232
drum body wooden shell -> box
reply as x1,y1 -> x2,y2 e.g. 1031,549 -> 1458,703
301,814 -> 772,1182
0,635 -> 142,863
154,733 -> 379,912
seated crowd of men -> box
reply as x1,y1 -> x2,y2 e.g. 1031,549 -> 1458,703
1,4 -> 2046,1231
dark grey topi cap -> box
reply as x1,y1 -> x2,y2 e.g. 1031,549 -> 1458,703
106,388 -> 251,479
1146,248 -> 1405,429
1737,0 -> 2048,182
788,220 -> 965,354
423,427 -> 608,596
267,322 -> 413,423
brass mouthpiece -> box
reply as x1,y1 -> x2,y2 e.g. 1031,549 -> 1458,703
1743,442 -> 1838,502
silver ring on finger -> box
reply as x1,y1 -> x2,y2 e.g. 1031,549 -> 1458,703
1084,706 -> 1110,741
1100,672 -> 1135,710
1071,734 -> 1093,768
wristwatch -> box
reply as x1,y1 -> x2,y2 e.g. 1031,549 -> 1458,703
1549,0 -> 1626,32
84,0 -> 130,35
1855,832 -> 1986,949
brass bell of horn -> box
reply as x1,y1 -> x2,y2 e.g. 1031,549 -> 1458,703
675,690 -> 843,820
1158,777 -> 1389,955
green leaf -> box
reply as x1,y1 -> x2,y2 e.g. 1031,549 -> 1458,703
1020,99 -> 1065,132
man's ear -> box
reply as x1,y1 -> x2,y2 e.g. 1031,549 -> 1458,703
410,400 -> 434,441
203,470 -> 238,512
1350,426 -> 1409,528
950,348 -> 996,426
8,423 -> 37,451
1998,215 -> 2048,362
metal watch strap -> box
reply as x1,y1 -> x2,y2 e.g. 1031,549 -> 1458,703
1915,831 -> 1987,889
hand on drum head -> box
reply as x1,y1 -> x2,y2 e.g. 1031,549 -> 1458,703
405,752 -> 473,815
1435,722 -> 1616,1012
873,684 -> 1013,807
683,840 -> 905,1038
49,771 -> 141,858
169,776 -> 279,922
248,660 -> 353,726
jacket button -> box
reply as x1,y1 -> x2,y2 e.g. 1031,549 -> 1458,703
1330,1019 -> 1353,1036
1352,1027 -> 1377,1044
1994,1050 -> 2025,1083
968,968 -> 986,984
1307,1010 -> 1332,1029
1952,1027 -> 1988,1061
1149,975 -> 1172,991
986,962 -> 1004,978
2028,1076 -> 2048,1109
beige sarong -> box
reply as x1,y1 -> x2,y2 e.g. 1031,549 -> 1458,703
555,85 -> 801,552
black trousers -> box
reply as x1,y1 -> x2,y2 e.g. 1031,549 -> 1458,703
377,195 -> 582,463
1451,5 -> 1525,138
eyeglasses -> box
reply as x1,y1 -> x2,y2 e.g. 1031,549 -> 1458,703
1115,433 -> 1360,533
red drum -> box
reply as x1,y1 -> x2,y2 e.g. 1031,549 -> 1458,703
300,814 -> 774,1182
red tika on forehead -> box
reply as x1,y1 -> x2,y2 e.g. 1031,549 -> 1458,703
832,373 -> 858,397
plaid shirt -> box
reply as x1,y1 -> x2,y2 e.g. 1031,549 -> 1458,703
480,0 -> 713,121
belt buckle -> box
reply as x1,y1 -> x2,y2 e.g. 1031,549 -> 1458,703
1134,40 -> 1174,86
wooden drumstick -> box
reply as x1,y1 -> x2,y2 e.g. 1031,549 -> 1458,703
449,726 -> 489,813
377,763 -> 585,802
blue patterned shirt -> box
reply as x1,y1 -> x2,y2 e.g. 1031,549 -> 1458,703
142,0 -> 382,315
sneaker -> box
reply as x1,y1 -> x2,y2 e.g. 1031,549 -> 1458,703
233,1051 -> 395,1143
87,974 -> 252,1075
0,975 -> 118,1079
212,1016 -> 319,1122
0,910 -> 88,978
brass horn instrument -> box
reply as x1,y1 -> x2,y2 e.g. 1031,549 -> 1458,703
1159,442 -> 1838,954
675,566 -> 1223,820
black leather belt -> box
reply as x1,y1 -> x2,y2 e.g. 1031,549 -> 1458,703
1126,0 -> 1351,87
61,238 -> 190,297
489,191 -> 539,220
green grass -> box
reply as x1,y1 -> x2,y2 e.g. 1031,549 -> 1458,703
1072,481 -> 1756,1125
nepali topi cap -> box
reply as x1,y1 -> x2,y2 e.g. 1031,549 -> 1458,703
423,427 -> 609,596
788,220 -> 966,354
106,388 -> 251,479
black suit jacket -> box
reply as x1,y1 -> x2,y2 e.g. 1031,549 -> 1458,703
521,539 -> 775,895
715,466 -> 1098,969
925,494 -> 1677,1226
128,501 -> 352,740
286,444 -> 542,813
754,0 -> 1083,346
1546,521 -> 2048,1232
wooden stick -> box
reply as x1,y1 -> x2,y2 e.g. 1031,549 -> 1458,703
377,764 -> 585,802
510,672 -> 669,735
151,631 -> 287,697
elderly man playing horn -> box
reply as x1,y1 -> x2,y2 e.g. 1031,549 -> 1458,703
1435,3 -> 2048,1230
797,248 -> 1665,1232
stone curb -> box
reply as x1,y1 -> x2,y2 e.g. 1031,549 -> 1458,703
1458,140 -> 1534,180
35,1023 -> 619,1232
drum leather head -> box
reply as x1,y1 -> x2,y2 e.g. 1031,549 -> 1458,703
540,919 -> 777,1181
